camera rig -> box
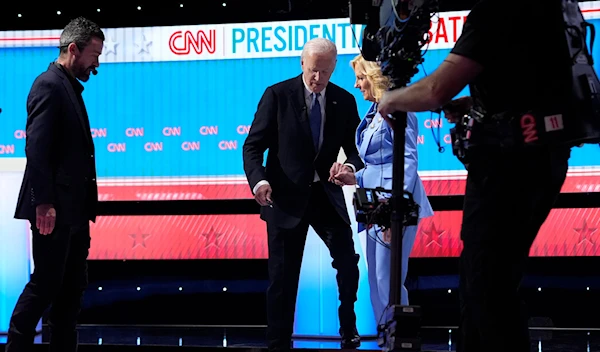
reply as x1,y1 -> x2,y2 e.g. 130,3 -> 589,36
349,0 -> 438,351
449,0 -> 600,163
354,188 -> 419,230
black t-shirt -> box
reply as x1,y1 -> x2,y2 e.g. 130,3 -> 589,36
450,0 -> 572,117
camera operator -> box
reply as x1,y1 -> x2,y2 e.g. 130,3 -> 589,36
377,1 -> 572,351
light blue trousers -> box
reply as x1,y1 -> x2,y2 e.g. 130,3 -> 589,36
365,224 -> 419,324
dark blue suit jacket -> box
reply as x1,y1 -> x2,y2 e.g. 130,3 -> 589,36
243,75 -> 364,228
14,63 -> 98,225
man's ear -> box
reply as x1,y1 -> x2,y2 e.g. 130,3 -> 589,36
67,43 -> 80,57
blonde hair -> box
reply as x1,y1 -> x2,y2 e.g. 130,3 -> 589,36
349,54 -> 390,102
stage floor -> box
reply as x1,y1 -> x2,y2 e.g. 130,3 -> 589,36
0,325 -> 597,351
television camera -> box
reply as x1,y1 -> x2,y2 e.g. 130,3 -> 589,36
447,0 -> 600,167
349,0 -> 438,351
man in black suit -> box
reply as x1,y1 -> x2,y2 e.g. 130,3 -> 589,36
243,38 -> 365,351
5,17 -> 104,352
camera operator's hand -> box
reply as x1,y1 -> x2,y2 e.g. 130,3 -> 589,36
377,90 -> 399,127
254,184 -> 273,207
331,169 -> 357,186
442,96 -> 473,123
383,228 -> 391,244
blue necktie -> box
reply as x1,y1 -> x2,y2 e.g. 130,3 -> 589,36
309,92 -> 321,151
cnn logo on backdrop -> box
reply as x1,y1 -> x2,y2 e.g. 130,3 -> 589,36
126,127 -> 144,137
14,130 -> 26,139
199,126 -> 218,135
107,143 -> 126,152
169,29 -> 217,55
181,141 -> 200,151
0,144 -> 15,154
218,140 -> 237,150
144,142 -> 163,152
237,125 -> 251,135
163,127 -> 181,136
91,128 -> 107,138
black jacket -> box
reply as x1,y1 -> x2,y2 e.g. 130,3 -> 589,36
14,63 -> 98,225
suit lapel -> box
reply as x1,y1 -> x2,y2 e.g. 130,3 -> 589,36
51,65 -> 93,148
356,117 -> 368,147
361,112 -> 384,156
318,87 -> 337,159
357,118 -> 370,158
289,75 -> 313,145
357,103 -> 377,157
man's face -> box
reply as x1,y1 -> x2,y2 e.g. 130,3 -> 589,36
301,51 -> 336,93
72,37 -> 103,82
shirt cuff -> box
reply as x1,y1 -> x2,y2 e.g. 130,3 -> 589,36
343,163 -> 356,173
252,180 -> 270,195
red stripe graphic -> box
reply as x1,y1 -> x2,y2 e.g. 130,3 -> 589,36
88,175 -> 600,260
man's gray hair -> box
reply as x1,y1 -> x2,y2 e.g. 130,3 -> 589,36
59,17 -> 105,54
301,38 -> 338,59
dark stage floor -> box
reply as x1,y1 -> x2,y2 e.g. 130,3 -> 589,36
0,325 -> 597,351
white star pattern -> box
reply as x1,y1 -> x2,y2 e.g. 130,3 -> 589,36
103,36 -> 119,55
135,34 -> 152,55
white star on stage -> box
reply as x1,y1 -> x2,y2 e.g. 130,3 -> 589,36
135,34 -> 153,55
103,36 -> 119,55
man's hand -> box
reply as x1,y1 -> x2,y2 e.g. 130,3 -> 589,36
329,162 -> 351,183
377,90 -> 402,130
377,90 -> 401,119
331,169 -> 357,187
442,96 -> 473,123
36,204 -> 56,235
254,184 -> 273,207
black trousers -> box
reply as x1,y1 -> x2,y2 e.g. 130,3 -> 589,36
266,182 -> 360,352
5,222 -> 91,352
457,146 -> 571,352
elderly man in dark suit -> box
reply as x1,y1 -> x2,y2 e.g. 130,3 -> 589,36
5,17 -> 104,352
243,38 -> 365,352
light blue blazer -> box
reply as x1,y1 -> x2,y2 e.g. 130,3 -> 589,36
355,103 -> 433,227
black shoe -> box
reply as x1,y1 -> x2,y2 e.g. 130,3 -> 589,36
48,329 -> 79,352
340,327 -> 361,349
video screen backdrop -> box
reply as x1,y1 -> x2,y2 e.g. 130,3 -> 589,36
0,3 -> 599,259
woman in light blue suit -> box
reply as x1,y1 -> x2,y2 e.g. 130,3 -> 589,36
332,55 -> 434,324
